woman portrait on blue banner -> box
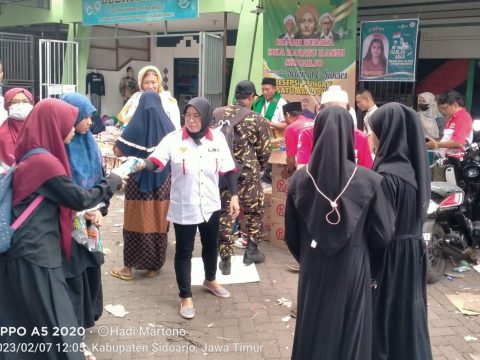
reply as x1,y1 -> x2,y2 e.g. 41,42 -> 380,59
361,34 -> 388,78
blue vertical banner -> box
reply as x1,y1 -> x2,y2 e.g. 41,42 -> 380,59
359,19 -> 419,82
82,0 -> 199,26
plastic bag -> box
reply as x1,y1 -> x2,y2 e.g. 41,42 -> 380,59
72,215 -> 103,252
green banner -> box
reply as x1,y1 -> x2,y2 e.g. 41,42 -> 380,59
359,19 -> 419,82
263,0 -> 358,106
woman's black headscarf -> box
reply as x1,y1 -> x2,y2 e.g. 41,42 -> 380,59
184,97 -> 212,145
116,92 -> 175,193
370,102 -> 430,220
290,106 -> 382,255
309,106 -> 356,193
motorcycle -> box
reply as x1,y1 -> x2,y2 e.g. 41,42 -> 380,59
423,141 -> 480,283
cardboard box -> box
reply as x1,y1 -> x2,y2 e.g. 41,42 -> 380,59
272,174 -> 289,199
271,197 -> 286,219
272,164 -> 287,177
271,221 -> 285,240
268,151 -> 287,176
263,187 -> 272,205
263,209 -> 271,220
262,222 -> 272,241
270,221 -> 288,250
268,127 -> 285,140
268,150 -> 286,165
268,150 -> 289,199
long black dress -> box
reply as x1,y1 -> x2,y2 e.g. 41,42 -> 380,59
285,106 -> 395,360
369,103 -> 432,360
286,170 -> 394,360
0,175 -> 120,360
62,229 -> 105,329
370,174 -> 432,360
62,181 -> 109,330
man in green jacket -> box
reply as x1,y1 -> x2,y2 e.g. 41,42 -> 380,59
253,77 -> 287,184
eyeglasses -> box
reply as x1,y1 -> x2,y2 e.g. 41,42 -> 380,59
183,114 -> 201,121
11,99 -> 31,105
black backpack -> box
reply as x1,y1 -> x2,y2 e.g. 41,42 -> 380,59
212,106 -> 253,184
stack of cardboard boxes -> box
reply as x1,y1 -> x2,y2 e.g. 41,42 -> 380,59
263,150 -> 289,250
263,187 -> 272,241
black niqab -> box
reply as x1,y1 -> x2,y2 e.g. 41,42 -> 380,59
370,102 -> 430,220
184,97 -> 212,145
290,106 -> 381,255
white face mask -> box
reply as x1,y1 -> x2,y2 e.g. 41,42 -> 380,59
8,103 -> 33,120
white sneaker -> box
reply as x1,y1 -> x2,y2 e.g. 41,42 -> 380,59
233,234 -> 248,249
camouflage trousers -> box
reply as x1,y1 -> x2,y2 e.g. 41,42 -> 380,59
218,174 -> 265,260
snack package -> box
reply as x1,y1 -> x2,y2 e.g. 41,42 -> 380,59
72,215 -> 88,247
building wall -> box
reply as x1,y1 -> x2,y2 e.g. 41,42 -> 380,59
86,60 -> 150,117
87,36 -> 236,116
228,1 -> 263,102
420,26 -> 480,59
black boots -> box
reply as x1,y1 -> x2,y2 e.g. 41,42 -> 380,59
219,256 -> 231,275
220,239 -> 265,272
243,239 -> 265,265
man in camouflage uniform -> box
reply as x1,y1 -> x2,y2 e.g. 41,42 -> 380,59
211,80 -> 271,275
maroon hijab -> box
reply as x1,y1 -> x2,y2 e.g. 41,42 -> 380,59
13,98 -> 78,257
0,88 -> 34,166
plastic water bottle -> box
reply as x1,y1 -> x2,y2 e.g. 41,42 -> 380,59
115,158 -> 139,177
87,225 -> 99,251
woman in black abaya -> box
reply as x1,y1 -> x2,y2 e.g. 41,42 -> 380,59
285,106 -> 395,360
368,102 -> 432,360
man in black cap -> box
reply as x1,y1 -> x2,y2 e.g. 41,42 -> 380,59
211,80 -> 271,274
283,101 -> 315,175
253,77 -> 288,133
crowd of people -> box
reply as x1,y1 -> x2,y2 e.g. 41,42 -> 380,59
0,58 -> 475,359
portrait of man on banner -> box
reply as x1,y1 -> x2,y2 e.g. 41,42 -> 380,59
294,4 -> 320,39
361,34 -> 389,78
278,15 -> 297,40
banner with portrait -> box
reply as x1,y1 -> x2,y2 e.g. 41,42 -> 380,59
359,19 -> 419,82
263,0 -> 358,110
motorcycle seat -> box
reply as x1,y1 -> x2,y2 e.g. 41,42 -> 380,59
431,181 -> 464,198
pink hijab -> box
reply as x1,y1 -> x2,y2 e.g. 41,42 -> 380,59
0,88 -> 34,165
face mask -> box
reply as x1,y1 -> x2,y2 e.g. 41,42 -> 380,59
418,103 -> 430,112
8,103 -> 33,120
